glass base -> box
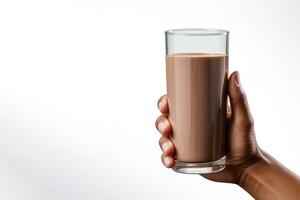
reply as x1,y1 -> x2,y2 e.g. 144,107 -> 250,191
172,156 -> 226,174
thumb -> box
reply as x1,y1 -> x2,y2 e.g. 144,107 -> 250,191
228,71 -> 254,130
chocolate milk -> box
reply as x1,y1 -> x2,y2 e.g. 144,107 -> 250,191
166,53 -> 228,163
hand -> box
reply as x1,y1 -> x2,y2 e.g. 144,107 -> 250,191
155,71 -> 264,184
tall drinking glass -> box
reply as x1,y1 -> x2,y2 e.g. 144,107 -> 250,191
165,29 -> 229,174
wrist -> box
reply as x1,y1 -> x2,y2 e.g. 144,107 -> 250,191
238,149 -> 270,187
237,149 -> 300,200
237,149 -> 272,198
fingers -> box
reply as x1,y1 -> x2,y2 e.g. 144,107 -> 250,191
228,71 -> 254,130
161,155 -> 175,168
156,97 -> 174,168
159,136 -> 175,168
159,136 -> 175,155
157,95 -> 169,114
155,115 -> 172,136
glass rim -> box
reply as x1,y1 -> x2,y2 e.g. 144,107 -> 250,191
165,28 -> 229,36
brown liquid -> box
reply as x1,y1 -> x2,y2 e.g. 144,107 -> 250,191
166,53 -> 228,163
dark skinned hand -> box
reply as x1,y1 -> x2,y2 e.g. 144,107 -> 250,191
155,71 -> 263,184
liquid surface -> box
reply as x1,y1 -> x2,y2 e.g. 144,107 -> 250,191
166,53 -> 228,162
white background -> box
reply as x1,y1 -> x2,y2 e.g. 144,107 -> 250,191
0,0 -> 300,199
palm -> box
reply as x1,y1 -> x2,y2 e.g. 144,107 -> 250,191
202,113 -> 259,183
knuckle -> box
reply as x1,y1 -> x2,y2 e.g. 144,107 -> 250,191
155,115 -> 164,127
237,117 -> 254,131
157,95 -> 166,106
243,120 -> 254,131
234,93 -> 248,106
158,136 -> 164,147
247,117 -> 255,129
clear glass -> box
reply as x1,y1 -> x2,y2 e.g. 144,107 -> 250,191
166,29 -> 229,55
165,29 -> 229,174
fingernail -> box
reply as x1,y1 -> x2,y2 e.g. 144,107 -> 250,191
158,121 -> 166,133
162,143 -> 169,152
158,101 -> 163,110
234,72 -> 244,92
163,157 -> 172,166
235,72 -> 241,87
